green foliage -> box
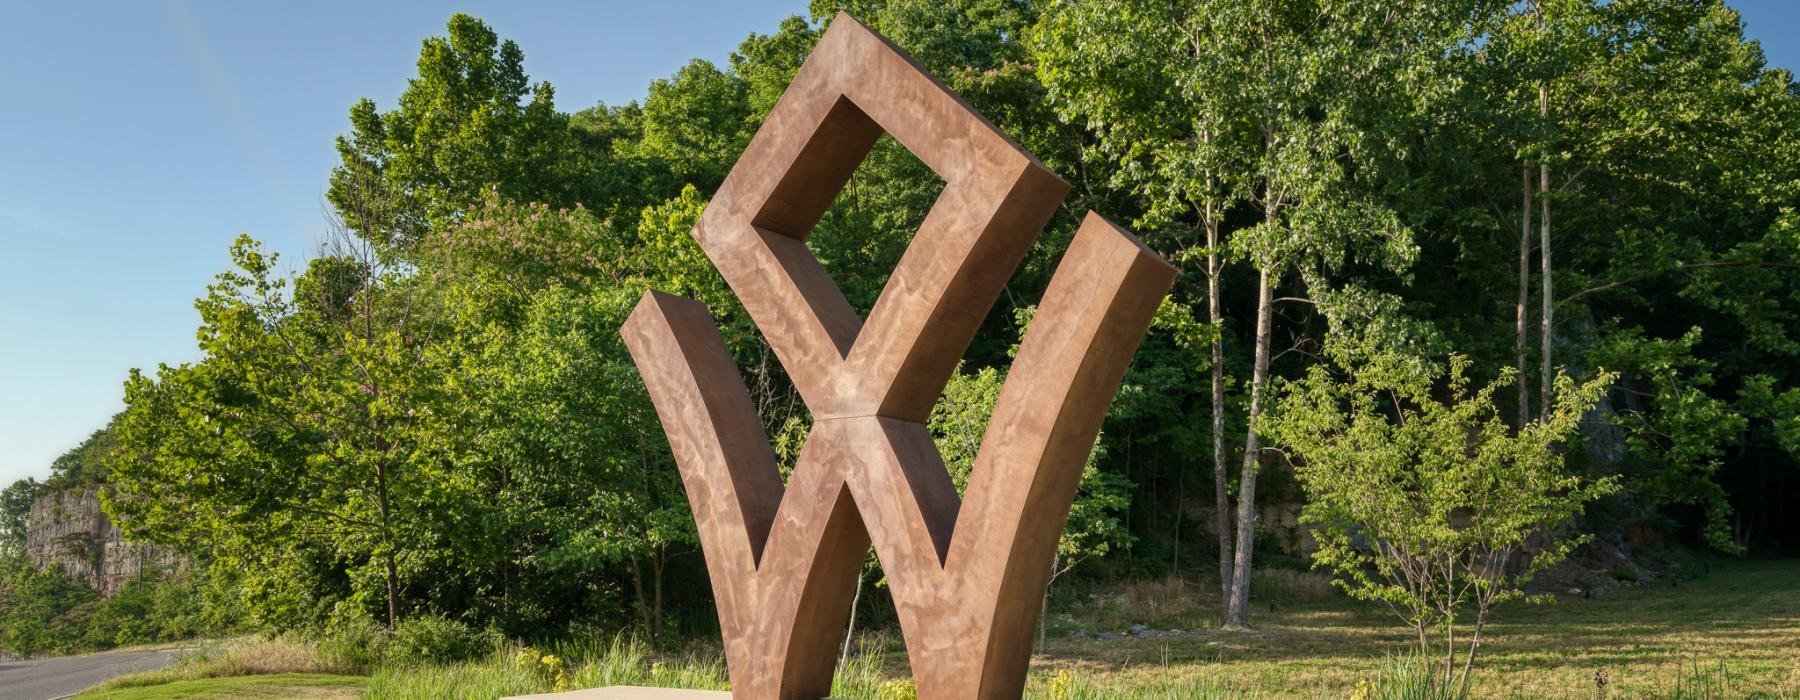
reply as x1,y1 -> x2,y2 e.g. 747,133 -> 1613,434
1591,326 -> 1745,551
318,614 -> 391,673
641,60 -> 751,188
0,560 -> 98,657
46,422 -> 120,490
930,365 -> 1133,575
1266,351 -> 1616,690
387,615 -> 499,667
0,478 -> 39,557
329,14 -> 592,253
0,558 -> 227,658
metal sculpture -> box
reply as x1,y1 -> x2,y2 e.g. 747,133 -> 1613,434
620,13 -> 1175,699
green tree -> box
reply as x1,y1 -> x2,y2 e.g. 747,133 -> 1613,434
44,422 -> 120,491
412,197 -> 693,637
1452,0 -> 1800,548
640,60 -> 753,190
111,232 -> 438,628
1035,0 -> 1485,628
0,479 -> 39,558
1590,327 -> 1745,551
1266,352 -> 1615,693
0,562 -> 98,657
329,14 -> 591,253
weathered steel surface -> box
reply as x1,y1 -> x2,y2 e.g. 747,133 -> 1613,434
621,13 -> 1175,699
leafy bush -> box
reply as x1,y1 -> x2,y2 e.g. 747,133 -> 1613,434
1267,352 -> 1616,694
0,559 -> 99,656
317,615 -> 389,672
388,615 -> 497,666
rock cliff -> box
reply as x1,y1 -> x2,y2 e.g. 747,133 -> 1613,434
24,486 -> 179,596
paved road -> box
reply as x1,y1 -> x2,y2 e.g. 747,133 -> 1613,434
0,649 -> 183,700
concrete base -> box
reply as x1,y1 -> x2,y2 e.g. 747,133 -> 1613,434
504,688 -> 731,700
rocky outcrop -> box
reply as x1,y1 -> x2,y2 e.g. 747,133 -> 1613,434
24,486 -> 180,596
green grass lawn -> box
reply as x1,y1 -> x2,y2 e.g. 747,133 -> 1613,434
71,672 -> 364,699
1026,558 -> 1800,697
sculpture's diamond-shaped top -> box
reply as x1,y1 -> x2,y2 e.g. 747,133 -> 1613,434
692,13 -> 1068,424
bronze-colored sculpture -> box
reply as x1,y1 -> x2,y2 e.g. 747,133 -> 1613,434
621,13 -> 1175,699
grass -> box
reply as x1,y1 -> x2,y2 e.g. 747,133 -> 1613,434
71,673 -> 362,699
363,635 -> 729,699
73,636 -> 365,699
1028,557 -> 1800,698
81,558 -> 1800,698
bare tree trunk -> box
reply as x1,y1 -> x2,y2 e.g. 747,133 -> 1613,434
1444,619 -> 1456,689
384,551 -> 399,628
1207,220 -> 1233,607
1538,89 -> 1554,418
629,554 -> 650,638
652,548 -> 666,644
1039,551 -> 1059,655
1456,606 -> 1491,696
838,565 -> 865,673
377,464 -> 398,628
1224,265 -> 1273,630
1517,162 -> 1533,427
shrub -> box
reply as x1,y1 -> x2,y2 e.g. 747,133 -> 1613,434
317,615 -> 389,672
0,560 -> 98,656
388,615 -> 497,666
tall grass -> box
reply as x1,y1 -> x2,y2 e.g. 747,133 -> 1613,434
1354,653 -> 1462,700
1026,667 -> 1243,699
1666,660 -> 1735,700
87,636 -> 357,691
365,635 -> 726,699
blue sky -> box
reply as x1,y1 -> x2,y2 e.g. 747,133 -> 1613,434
0,1 -> 1795,486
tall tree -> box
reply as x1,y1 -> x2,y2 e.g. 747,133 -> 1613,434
112,230 -> 438,628
0,479 -> 40,559
329,14 -> 590,254
1477,0 -> 1800,548
1037,0 -> 1486,628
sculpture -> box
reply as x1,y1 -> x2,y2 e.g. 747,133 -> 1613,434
621,13 -> 1175,699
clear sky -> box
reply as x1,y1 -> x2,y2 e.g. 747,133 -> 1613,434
0,1 -> 1794,486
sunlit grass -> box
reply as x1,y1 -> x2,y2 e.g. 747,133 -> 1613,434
1030,558 -> 1800,698
82,559 -> 1800,698
72,672 -> 362,699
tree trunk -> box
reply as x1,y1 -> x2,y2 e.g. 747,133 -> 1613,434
839,565 -> 865,673
1539,85 -> 1554,418
1039,556 -> 1052,654
652,548 -> 666,644
1208,220 -> 1233,607
377,464 -> 398,628
384,551 -> 399,629
1444,618 -> 1455,688
1224,265 -> 1274,630
1456,606 -> 1490,696
629,554 -> 650,637
1517,161 -> 1533,427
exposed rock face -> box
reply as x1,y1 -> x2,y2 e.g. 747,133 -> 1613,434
24,486 -> 179,596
